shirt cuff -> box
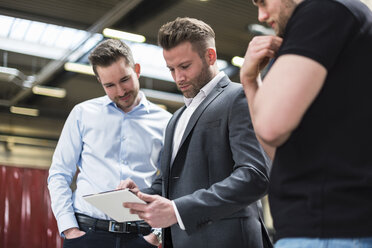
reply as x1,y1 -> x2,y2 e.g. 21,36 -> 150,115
57,212 -> 79,237
171,200 -> 185,230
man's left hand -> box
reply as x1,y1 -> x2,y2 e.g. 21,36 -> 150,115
123,192 -> 177,228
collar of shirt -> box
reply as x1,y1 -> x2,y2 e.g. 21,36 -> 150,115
102,91 -> 150,114
183,71 -> 225,107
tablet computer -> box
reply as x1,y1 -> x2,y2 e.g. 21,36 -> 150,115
83,188 -> 146,222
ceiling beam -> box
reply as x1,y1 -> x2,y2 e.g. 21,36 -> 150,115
9,0 -> 144,106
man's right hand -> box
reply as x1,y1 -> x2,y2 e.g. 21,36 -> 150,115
63,227 -> 86,239
117,178 -> 140,194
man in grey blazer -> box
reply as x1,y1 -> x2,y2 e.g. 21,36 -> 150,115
121,17 -> 271,248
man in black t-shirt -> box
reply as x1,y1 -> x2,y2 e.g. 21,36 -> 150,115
240,0 -> 372,247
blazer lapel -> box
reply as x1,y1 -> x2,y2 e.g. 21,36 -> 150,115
163,106 -> 186,195
163,106 -> 186,164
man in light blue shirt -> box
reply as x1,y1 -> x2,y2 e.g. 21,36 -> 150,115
48,39 -> 171,248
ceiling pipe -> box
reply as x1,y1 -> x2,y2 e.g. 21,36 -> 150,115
9,0 -> 143,106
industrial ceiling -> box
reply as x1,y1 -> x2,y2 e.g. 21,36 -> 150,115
0,0 -> 261,146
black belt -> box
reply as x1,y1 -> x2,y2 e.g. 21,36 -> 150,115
76,213 -> 151,235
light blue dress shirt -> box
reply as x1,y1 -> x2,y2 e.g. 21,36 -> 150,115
48,92 -> 171,235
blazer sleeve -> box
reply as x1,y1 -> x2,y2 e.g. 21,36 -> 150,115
174,88 -> 270,234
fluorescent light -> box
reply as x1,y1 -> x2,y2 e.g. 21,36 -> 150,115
10,106 -> 39,116
64,62 -> 95,75
32,85 -> 66,98
248,24 -> 275,36
231,56 -> 244,68
103,28 -> 146,43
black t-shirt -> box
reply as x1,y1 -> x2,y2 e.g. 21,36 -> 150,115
269,0 -> 372,240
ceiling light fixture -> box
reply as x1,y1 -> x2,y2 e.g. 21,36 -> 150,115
32,85 -> 67,98
103,28 -> 146,43
248,24 -> 275,36
64,62 -> 95,76
231,56 -> 244,68
10,106 -> 39,116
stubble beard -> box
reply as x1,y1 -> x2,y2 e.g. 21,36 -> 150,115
277,0 -> 298,37
182,59 -> 213,98
116,89 -> 139,112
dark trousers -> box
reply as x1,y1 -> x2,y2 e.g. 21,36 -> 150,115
63,222 -> 157,248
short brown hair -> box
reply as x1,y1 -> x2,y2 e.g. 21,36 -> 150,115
158,17 -> 215,57
88,39 -> 135,77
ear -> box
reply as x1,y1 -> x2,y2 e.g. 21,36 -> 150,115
205,48 -> 217,65
134,63 -> 141,78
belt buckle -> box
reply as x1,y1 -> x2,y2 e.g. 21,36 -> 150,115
108,221 -> 129,233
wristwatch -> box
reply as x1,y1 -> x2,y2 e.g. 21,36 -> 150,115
151,228 -> 162,244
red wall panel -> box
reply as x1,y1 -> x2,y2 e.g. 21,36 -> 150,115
0,164 -> 62,248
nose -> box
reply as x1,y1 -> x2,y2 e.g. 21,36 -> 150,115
117,85 -> 126,96
173,69 -> 185,84
258,7 -> 269,22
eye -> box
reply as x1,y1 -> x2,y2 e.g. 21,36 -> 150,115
181,64 -> 190,70
120,76 -> 130,83
254,0 -> 265,6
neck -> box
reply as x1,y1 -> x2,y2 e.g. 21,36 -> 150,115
210,65 -> 220,78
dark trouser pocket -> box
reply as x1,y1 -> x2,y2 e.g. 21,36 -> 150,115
62,230 -> 90,248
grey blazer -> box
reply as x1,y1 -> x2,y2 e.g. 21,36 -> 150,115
144,75 -> 271,248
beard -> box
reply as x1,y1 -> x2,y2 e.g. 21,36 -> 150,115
182,58 -> 214,98
276,0 -> 298,37
115,88 -> 139,112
